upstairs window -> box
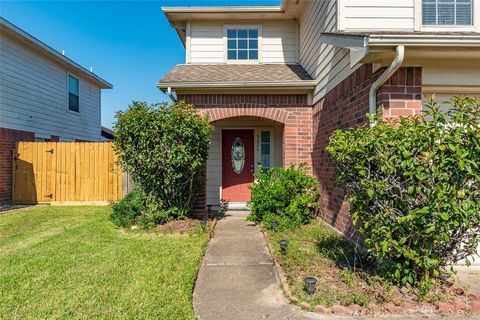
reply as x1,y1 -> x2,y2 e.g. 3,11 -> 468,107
227,28 -> 258,61
68,75 -> 79,112
422,0 -> 473,25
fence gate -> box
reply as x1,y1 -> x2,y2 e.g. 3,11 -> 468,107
13,142 -> 123,204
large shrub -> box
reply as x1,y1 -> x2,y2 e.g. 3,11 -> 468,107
111,188 -> 146,228
327,96 -> 480,285
113,101 -> 212,225
247,164 -> 320,230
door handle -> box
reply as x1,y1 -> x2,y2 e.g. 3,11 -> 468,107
250,164 -> 254,174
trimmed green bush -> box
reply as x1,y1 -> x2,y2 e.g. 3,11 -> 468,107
327,96 -> 480,286
247,164 -> 320,230
110,188 -> 146,228
113,101 -> 213,226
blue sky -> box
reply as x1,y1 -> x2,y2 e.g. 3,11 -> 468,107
1,0 -> 280,128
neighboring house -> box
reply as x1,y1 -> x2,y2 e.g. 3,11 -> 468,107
101,126 -> 115,141
157,0 -> 480,239
0,18 -> 112,204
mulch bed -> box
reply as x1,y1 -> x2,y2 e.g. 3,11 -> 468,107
154,218 -> 215,237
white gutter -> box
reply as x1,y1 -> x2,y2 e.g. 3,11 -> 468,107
367,34 -> 480,46
161,6 -> 283,13
167,87 -> 177,103
157,80 -> 317,90
368,45 -> 405,127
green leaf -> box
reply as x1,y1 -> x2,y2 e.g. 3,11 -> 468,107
381,241 -> 388,255
367,189 -> 375,198
407,186 -> 415,195
425,225 -> 435,234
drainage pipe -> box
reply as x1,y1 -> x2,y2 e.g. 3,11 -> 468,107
368,45 -> 405,126
167,86 -> 177,103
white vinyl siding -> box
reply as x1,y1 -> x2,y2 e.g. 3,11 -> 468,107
189,23 -> 225,64
262,21 -> 298,64
338,0 -> 416,31
0,33 -> 102,141
299,0 -> 359,103
188,21 -> 298,64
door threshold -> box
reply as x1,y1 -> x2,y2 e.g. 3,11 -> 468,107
225,202 -> 249,210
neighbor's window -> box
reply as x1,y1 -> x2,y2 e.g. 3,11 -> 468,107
68,75 -> 80,112
35,138 -> 50,142
227,28 -> 258,60
260,131 -> 271,171
422,0 -> 473,25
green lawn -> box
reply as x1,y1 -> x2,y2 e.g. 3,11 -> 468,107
0,206 -> 208,319
267,220 -> 397,308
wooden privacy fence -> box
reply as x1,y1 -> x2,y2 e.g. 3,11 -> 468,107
13,142 -> 125,204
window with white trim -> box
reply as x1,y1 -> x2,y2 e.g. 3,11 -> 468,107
260,131 -> 271,171
227,28 -> 258,60
68,75 -> 80,112
422,0 -> 473,25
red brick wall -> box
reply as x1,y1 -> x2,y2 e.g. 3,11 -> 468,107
378,67 -> 423,119
0,128 -> 35,205
312,65 -> 422,242
178,93 -> 313,214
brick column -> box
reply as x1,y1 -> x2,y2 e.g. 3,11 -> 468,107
0,128 -> 35,205
283,107 -> 312,174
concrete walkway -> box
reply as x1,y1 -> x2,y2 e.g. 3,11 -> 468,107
193,210 -> 473,320
193,210 -> 314,320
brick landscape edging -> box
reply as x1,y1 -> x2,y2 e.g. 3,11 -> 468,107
262,227 -> 480,316
262,228 -> 299,305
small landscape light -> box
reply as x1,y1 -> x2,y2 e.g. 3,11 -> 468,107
201,216 -> 207,232
207,204 -> 213,216
271,219 -> 278,231
279,239 -> 288,254
304,277 -> 317,295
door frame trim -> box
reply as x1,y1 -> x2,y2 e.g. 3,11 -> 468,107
220,127 -> 274,201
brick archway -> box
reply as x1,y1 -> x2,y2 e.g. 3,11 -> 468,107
200,106 -> 289,124
178,93 -> 313,214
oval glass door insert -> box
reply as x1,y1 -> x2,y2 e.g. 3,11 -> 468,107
231,138 -> 245,174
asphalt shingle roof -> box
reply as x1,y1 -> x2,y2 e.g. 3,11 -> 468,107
158,64 -> 313,83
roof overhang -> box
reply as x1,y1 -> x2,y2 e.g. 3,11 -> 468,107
162,0 -> 305,46
0,18 -> 112,89
321,32 -> 480,67
157,80 -> 317,92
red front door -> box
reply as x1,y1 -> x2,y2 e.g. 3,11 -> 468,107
222,129 -> 254,202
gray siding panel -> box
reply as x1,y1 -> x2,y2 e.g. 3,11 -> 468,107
0,33 -> 102,141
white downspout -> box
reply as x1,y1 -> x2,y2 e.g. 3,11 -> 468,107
167,86 -> 177,103
368,45 -> 405,127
